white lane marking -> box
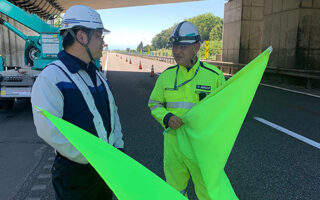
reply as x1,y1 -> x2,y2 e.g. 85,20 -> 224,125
260,83 -> 320,98
43,164 -> 51,169
253,116 -> 320,149
31,184 -> 46,191
103,53 -> 109,77
105,53 -> 109,71
48,156 -> 55,161
37,174 -> 51,179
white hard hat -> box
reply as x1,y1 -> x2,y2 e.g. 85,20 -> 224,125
60,5 -> 110,33
170,21 -> 201,46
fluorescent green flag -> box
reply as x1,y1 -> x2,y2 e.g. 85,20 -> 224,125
36,107 -> 187,200
176,47 -> 272,199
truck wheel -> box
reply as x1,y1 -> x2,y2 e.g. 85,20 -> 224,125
25,45 -> 39,66
0,99 -> 15,110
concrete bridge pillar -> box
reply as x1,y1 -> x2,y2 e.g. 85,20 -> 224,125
223,0 -> 320,71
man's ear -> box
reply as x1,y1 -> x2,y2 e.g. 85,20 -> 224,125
76,30 -> 88,45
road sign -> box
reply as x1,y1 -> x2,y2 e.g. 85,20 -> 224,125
204,40 -> 209,59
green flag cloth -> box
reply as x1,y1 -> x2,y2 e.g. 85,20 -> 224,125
36,107 -> 187,200
176,47 -> 272,199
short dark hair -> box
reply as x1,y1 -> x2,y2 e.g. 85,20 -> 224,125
60,28 -> 90,49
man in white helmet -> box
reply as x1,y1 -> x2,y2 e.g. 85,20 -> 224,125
148,21 -> 225,199
31,5 -> 124,200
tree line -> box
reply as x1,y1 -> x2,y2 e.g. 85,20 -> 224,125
132,13 -> 223,59
150,13 -> 223,50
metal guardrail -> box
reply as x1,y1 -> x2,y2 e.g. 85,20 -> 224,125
122,53 -> 176,64
265,67 -> 320,79
120,52 -> 243,75
265,67 -> 320,88
119,52 -> 320,88
203,60 -> 244,75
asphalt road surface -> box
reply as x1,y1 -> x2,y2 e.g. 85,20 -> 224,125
0,53 -> 319,200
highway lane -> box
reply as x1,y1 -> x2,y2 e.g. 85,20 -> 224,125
250,85 -> 320,142
227,85 -> 320,200
0,52 -> 319,200
0,100 -> 51,200
108,52 -> 320,199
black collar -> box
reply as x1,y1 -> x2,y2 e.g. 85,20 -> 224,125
57,50 -> 97,74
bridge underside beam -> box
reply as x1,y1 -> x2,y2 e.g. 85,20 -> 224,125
7,0 -> 199,19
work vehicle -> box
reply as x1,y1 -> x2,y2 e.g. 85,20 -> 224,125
0,0 -> 62,109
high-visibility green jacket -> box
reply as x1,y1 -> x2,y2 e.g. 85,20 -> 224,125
148,59 -> 225,128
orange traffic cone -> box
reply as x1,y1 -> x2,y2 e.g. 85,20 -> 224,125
139,61 -> 142,70
150,65 -> 155,77
129,58 -> 132,64
126,58 -> 128,62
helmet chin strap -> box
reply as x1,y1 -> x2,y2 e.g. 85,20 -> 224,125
189,45 -> 198,67
83,44 -> 94,63
67,29 -> 95,63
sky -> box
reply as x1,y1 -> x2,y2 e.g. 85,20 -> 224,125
97,0 -> 226,50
